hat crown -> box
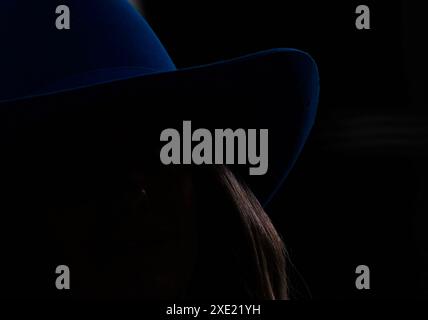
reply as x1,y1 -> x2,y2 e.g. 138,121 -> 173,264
0,0 -> 176,101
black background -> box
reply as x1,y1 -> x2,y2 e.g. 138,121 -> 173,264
139,1 -> 428,299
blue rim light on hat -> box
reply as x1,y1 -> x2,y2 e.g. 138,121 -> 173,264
0,0 -> 320,206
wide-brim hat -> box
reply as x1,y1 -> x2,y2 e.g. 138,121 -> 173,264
0,0 -> 319,205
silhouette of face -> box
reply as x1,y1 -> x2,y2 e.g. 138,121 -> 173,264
51,166 -> 196,299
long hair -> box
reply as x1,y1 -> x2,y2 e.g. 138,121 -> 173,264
187,165 -> 288,300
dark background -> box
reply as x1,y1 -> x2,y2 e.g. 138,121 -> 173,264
138,1 -> 428,299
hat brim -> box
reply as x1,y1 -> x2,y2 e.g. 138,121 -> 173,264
0,49 -> 319,204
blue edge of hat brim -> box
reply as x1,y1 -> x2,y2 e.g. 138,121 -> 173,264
0,48 -> 320,206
